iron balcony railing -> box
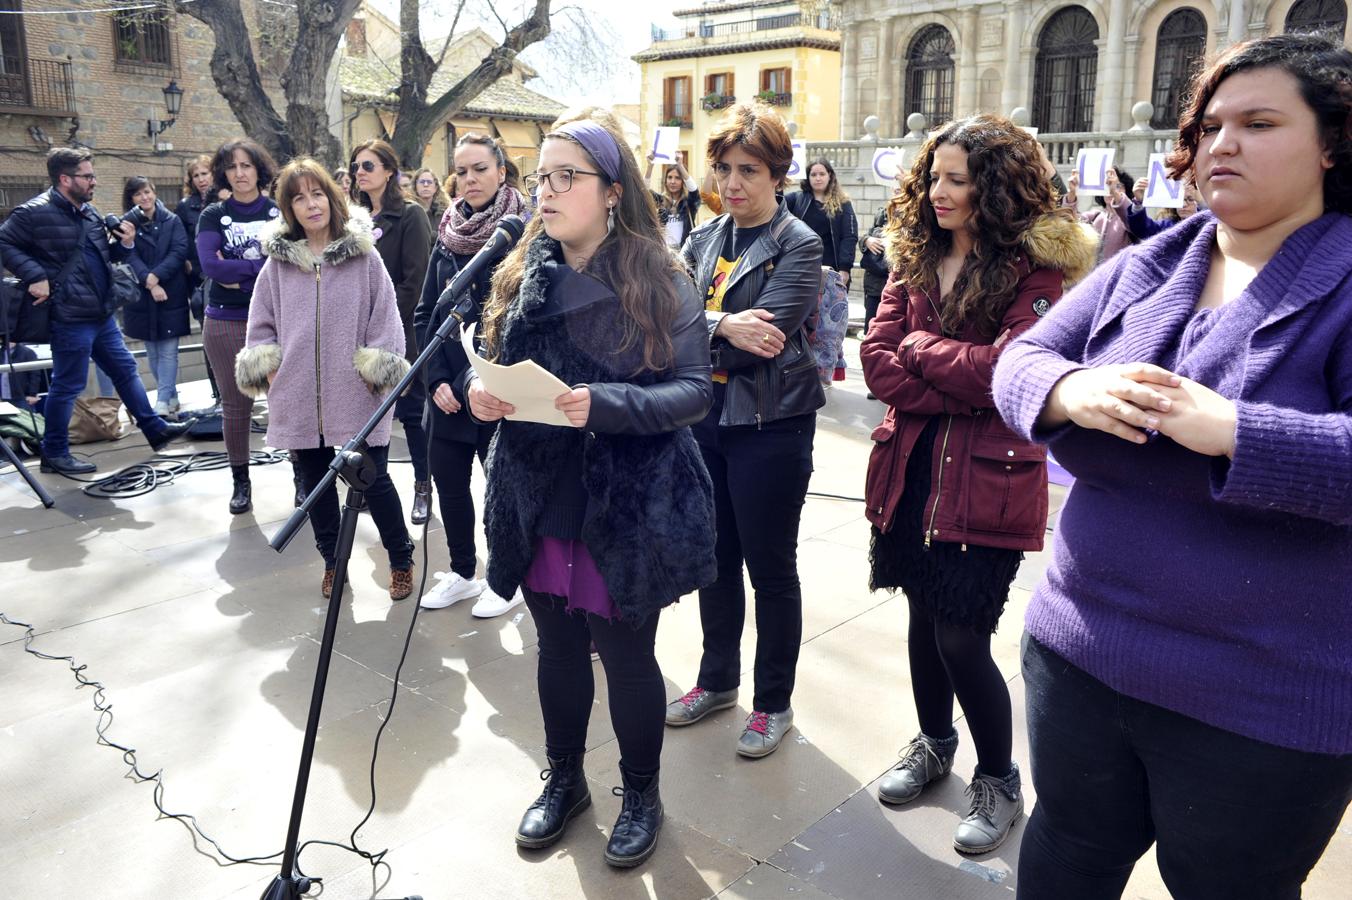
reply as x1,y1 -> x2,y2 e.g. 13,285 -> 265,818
0,57 -> 76,116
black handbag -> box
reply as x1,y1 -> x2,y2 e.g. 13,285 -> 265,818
109,261 -> 140,310
1,275 -> 52,344
190,277 -> 211,324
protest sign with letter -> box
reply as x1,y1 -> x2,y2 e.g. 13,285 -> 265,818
651,126 -> 680,164
787,140 -> 807,180
1144,152 -> 1185,208
871,147 -> 906,186
1075,147 -> 1116,197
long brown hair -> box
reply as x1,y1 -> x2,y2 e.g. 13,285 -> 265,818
484,116 -> 681,373
349,139 -> 404,212
274,157 -> 351,245
801,157 -> 850,216
885,115 -> 1071,337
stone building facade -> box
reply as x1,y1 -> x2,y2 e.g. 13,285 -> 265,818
0,0 -> 283,217
836,0 -> 1350,139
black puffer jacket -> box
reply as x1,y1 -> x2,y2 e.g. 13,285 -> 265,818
483,237 -> 716,624
174,191 -> 210,282
680,201 -> 826,427
121,200 -> 191,341
0,188 -> 122,324
860,207 -> 891,299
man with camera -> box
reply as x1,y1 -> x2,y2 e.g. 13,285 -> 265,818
0,147 -> 193,474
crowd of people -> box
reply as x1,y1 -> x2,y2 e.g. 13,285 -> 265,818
1,31 -> 1350,895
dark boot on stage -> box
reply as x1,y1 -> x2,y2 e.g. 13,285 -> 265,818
515,754 -> 591,850
229,464 -> 252,515
604,766 -> 663,868
410,479 -> 431,526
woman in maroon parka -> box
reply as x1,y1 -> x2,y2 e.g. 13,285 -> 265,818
861,115 -> 1096,856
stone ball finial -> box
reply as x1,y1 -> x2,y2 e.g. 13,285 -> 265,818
905,112 -> 928,138
787,121 -> 799,137
1131,101 -> 1154,131
863,115 -> 880,140
1009,106 -> 1032,127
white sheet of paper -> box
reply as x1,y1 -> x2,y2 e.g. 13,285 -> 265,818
871,147 -> 906,186
651,126 -> 680,163
1144,152 -> 1185,208
460,326 -> 575,427
0,401 -> 22,416
787,140 -> 807,179
1075,148 -> 1116,197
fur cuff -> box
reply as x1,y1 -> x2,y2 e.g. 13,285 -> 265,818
353,346 -> 410,395
235,343 -> 282,399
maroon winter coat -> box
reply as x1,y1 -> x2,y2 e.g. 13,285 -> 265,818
861,214 -> 1097,551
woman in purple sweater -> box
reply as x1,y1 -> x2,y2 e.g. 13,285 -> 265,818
197,138 -> 279,515
993,35 -> 1352,899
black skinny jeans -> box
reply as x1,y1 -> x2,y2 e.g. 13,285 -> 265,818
526,590 -> 664,775
695,413 -> 815,713
1018,634 -> 1352,900
292,443 -> 414,571
427,430 -> 492,580
394,378 -> 429,483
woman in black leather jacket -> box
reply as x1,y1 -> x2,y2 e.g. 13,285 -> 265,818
413,133 -> 532,618
667,103 -> 825,760
467,114 -> 715,869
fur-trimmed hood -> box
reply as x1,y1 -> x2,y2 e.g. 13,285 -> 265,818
261,204 -> 375,269
885,212 -> 1099,286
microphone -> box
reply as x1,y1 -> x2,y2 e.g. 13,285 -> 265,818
435,214 -> 526,324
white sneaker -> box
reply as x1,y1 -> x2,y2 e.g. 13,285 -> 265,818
418,571 -> 485,609
471,586 -> 525,618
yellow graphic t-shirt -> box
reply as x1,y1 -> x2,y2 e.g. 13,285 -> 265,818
705,255 -> 739,383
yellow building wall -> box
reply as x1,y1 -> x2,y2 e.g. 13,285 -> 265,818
638,45 -> 841,193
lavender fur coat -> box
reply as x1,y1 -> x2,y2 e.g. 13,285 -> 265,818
235,207 -> 409,449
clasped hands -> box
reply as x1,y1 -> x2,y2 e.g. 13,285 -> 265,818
467,378 -> 592,428
1043,363 -> 1238,458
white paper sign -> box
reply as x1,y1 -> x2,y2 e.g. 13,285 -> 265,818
787,140 -> 808,179
871,147 -> 906,186
650,126 -> 680,163
1075,148 -> 1116,197
461,326 -> 573,428
1018,126 -> 1040,138
1143,152 -> 1185,209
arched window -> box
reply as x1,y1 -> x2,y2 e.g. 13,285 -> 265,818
1285,0 -> 1347,38
1150,8 -> 1206,128
903,25 -> 955,129
1033,6 -> 1100,133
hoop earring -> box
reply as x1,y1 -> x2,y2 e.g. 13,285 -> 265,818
606,202 -> 615,234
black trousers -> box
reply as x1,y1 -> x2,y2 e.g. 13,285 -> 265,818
695,413 -> 815,713
427,430 -> 492,580
394,378 -> 429,482
292,443 -> 414,571
526,590 -> 664,775
1018,634 -> 1352,900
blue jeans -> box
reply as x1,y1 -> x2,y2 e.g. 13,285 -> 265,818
145,337 -> 179,405
43,316 -> 168,459
1018,634 -> 1352,900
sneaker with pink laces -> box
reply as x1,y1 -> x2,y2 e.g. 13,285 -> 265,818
663,685 -> 738,727
736,708 -> 794,758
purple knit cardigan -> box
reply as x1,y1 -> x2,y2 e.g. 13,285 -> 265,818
993,211 -> 1352,755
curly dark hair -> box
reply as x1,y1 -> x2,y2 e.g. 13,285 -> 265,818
1168,33 -> 1352,214
210,138 -> 276,195
884,115 -> 1071,337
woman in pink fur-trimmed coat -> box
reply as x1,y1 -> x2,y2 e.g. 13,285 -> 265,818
234,158 -> 416,601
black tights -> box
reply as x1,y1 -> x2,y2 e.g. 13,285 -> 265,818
526,590 -> 665,776
908,597 -> 1013,778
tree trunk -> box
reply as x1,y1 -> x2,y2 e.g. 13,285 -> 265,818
176,0 -> 290,161
389,0 -> 553,171
283,0 -> 363,170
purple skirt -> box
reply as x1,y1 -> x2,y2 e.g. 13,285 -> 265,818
522,536 -> 619,620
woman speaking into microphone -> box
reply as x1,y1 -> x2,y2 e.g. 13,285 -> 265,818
413,133 -> 532,617
469,113 -> 715,868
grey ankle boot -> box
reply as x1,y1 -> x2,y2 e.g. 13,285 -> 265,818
953,763 -> 1024,855
878,731 -> 959,804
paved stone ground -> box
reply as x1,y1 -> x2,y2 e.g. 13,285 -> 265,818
2,339 -> 1348,900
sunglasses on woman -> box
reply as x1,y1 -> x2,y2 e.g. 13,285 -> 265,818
352,160 -> 382,174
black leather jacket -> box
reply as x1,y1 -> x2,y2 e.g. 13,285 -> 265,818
680,202 -> 826,427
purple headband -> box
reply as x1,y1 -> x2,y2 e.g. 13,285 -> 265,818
555,121 -> 623,183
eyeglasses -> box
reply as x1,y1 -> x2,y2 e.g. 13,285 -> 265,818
525,168 -> 602,193
415,179 -> 437,186
352,160 -> 380,174
69,172 -> 97,182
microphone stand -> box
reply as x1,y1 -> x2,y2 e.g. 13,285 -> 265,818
258,294 -> 474,900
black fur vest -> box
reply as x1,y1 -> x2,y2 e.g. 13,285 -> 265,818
483,237 -> 716,624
